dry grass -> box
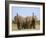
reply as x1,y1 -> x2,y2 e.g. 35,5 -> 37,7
12,22 -> 40,31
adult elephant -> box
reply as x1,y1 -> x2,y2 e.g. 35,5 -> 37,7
14,15 -> 36,29
25,16 -> 32,29
25,16 -> 36,29
14,15 -> 27,30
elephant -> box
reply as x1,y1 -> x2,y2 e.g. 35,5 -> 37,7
14,16 -> 26,30
14,15 -> 36,30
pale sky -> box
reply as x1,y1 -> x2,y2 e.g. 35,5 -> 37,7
12,6 -> 40,20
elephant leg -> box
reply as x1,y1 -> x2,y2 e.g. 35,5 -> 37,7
17,24 -> 20,30
33,24 -> 35,29
30,24 -> 33,29
17,23 -> 21,30
22,22 -> 26,29
24,24 -> 27,29
19,24 -> 23,30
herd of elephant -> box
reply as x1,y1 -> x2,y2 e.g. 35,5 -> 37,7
14,14 -> 36,30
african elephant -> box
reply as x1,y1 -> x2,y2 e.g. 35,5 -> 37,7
14,16 -> 27,30
14,16 -> 36,30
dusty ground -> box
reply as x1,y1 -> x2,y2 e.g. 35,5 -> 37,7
12,23 -> 40,31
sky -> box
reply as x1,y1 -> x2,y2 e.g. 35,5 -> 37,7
12,6 -> 40,20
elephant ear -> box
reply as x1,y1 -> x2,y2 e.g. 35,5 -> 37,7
14,16 -> 17,24
14,16 -> 19,24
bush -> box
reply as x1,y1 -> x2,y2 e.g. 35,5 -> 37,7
12,20 -> 15,24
